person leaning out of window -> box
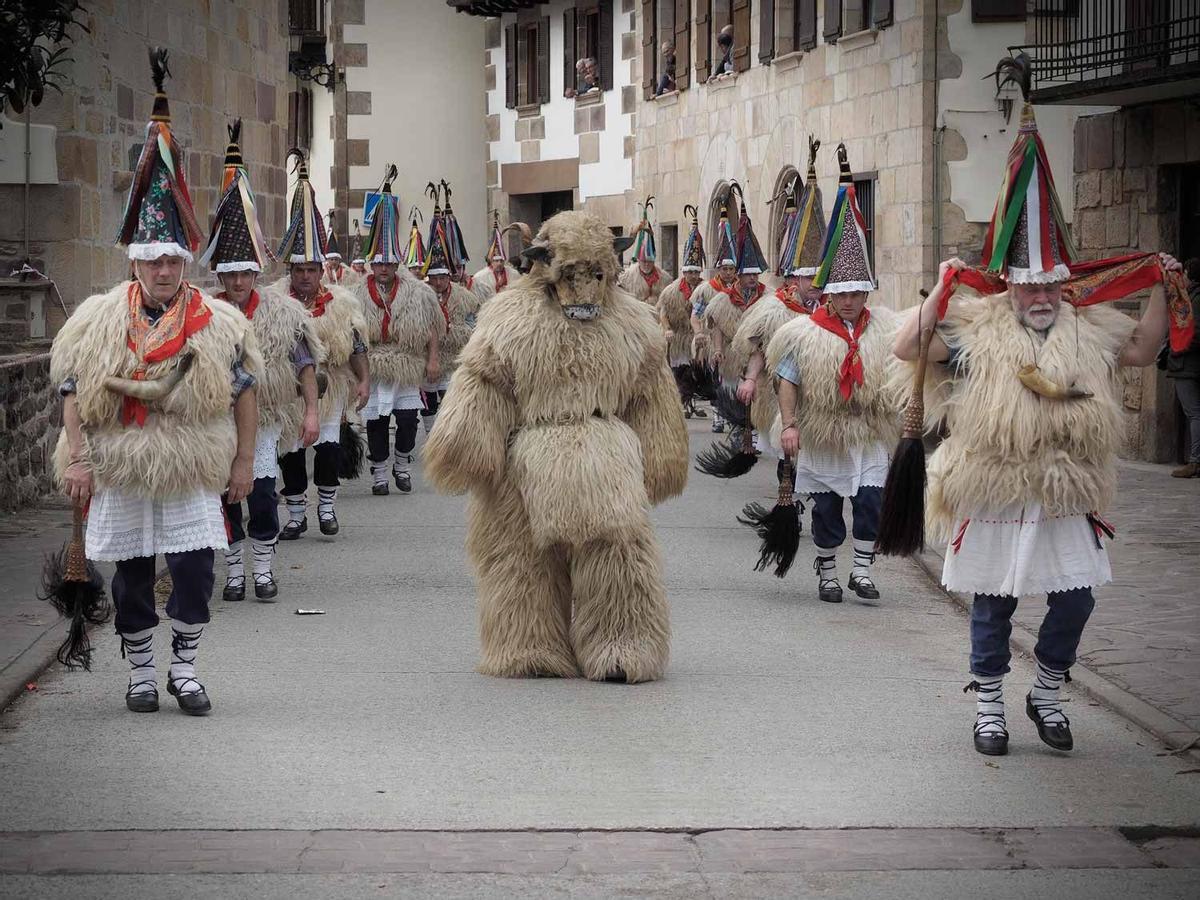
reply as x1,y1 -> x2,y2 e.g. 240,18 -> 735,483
656,41 -> 676,95
1165,257 -> 1200,478
565,57 -> 601,98
711,25 -> 734,79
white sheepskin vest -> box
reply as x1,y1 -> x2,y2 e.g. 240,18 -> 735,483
356,269 -> 445,388
438,282 -> 482,375
619,262 -> 667,305
731,295 -> 802,437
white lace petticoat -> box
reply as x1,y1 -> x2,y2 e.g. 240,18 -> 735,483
86,488 -> 228,562
362,381 -> 423,419
252,423 -> 282,480
792,440 -> 889,497
941,501 -> 1112,598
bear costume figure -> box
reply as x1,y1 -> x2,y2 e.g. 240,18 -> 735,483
424,211 -> 689,683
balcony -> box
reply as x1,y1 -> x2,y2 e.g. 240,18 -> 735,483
1011,2 -> 1200,106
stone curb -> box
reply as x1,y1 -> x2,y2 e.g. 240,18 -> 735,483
0,619 -> 69,715
915,548 -> 1200,756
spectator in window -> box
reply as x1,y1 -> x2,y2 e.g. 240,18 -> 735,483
1166,257 -> 1200,477
656,41 -> 676,95
580,57 -> 601,93
712,25 -> 734,78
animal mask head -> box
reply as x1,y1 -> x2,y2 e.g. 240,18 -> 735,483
521,211 -> 635,320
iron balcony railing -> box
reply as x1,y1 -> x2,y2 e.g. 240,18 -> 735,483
1013,1 -> 1199,93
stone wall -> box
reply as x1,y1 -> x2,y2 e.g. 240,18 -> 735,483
0,0 -> 292,321
0,353 -> 59,510
1071,100 -> 1200,463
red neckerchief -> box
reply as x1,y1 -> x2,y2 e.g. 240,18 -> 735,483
463,274 -> 474,291
775,285 -> 810,316
216,288 -> 260,320
122,281 -> 211,427
493,265 -> 508,290
436,289 -> 451,327
290,283 -> 333,317
367,275 -> 398,341
327,266 -> 343,283
725,280 -> 765,310
641,267 -> 661,291
810,303 -> 871,401
680,278 -> 695,303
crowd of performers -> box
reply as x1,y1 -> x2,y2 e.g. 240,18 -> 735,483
46,51 -> 1193,759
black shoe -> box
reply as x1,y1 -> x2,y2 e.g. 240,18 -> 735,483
1026,693 -> 1073,751
848,574 -> 880,600
974,729 -> 1009,756
167,678 -> 212,716
818,580 -> 843,603
279,517 -> 307,541
222,580 -> 245,602
372,482 -> 389,496
125,687 -> 159,713
319,514 -> 339,536
254,578 -> 278,601
691,405 -> 707,418
394,471 -> 412,493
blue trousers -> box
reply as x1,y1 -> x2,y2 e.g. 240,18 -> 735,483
969,588 -> 1096,677
112,549 -> 215,633
810,486 -> 882,551
225,476 -> 278,544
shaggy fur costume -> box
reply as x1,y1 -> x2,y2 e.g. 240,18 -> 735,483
50,282 -> 264,498
704,288 -> 753,381
438,282 -> 483,376
424,211 -> 688,684
354,269 -> 444,388
265,277 -> 364,423
730,295 -> 803,438
920,294 -> 1132,541
619,261 -> 668,305
471,264 -> 520,304
657,276 -> 697,365
687,279 -> 726,364
764,305 -> 904,453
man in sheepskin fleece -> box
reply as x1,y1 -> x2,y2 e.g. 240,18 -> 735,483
201,120 -> 323,604
424,211 -> 688,683
769,144 -> 903,610
51,50 -> 262,716
895,73 -> 1185,757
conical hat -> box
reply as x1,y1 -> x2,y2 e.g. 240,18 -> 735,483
713,195 -> 736,268
730,182 -> 767,276
774,175 -> 799,279
199,119 -> 273,273
486,210 -> 506,261
681,205 -> 706,272
813,143 -> 875,294
632,195 -> 656,263
364,165 -> 403,264
787,136 -> 826,277
405,207 -> 426,269
277,150 -> 328,264
439,180 -> 470,274
117,48 -> 203,262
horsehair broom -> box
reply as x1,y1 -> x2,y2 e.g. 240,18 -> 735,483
39,503 -> 111,670
737,455 -> 802,577
695,387 -> 758,478
338,420 -> 366,479
875,299 -> 935,557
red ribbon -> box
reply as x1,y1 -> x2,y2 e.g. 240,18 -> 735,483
495,267 -> 508,291
776,284 -> 812,316
641,268 -> 661,291
811,304 -> 871,401
216,289 -> 260,321
291,284 -> 333,317
367,275 -> 397,341
122,282 -> 211,427
951,518 -> 970,555
680,279 -> 694,303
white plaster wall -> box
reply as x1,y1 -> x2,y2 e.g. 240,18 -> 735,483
343,1 -> 487,259
940,11 -> 1114,224
307,73 -> 335,215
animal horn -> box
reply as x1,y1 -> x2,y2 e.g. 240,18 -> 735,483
503,221 -> 532,246
103,354 -> 195,401
1017,364 -> 1093,401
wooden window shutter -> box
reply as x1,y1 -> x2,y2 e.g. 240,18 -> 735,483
694,1 -> 710,83
871,0 -> 893,28
823,0 -> 841,43
796,0 -> 817,49
505,22 -> 518,108
564,8 -> 576,94
674,0 -> 690,89
599,0 -> 615,91
538,16 -> 551,103
971,0 -> 1026,22
759,0 -> 775,63
642,0 -> 656,99
732,0 -> 751,72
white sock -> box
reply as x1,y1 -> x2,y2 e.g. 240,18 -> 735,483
814,552 -> 837,585
121,627 -> 156,696
283,493 -> 306,525
250,538 -> 276,587
422,413 -> 437,434
393,452 -> 412,476
851,538 -> 875,580
971,674 -> 1007,737
371,461 -> 389,486
317,487 -> 337,521
1029,661 -> 1069,726
168,620 -> 204,695
224,540 -> 245,588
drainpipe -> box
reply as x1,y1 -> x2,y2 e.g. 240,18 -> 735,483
931,0 -> 942,272
23,104 -> 31,262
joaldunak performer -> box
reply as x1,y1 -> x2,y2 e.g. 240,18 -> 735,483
733,138 -> 826,452
323,213 -> 355,286
405,206 -> 427,277
471,211 -> 521,304
51,49 -> 263,715
618,196 -> 667,305
658,205 -> 708,419
768,143 -> 903,605
200,120 -> 322,603
689,195 -> 740,434
424,202 -> 482,425
271,152 -> 368,538
893,55 -> 1188,757
356,168 -> 444,495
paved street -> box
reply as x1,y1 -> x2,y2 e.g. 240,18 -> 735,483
1,419 -> 1198,898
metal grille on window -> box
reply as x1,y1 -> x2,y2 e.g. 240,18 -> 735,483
853,175 -> 875,273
